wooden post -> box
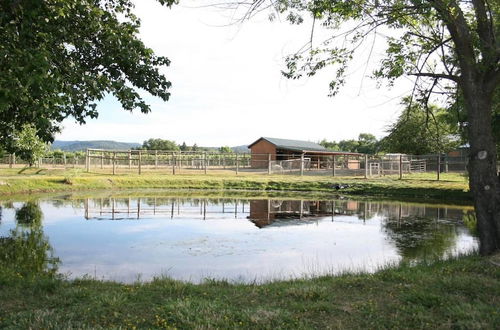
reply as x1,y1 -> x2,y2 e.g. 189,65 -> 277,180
63,154 -> 67,168
300,153 -> 304,176
364,154 -> 368,179
155,150 -> 158,169
86,149 -> 90,172
128,151 -> 132,169
332,155 -> 336,177
112,152 -> 116,175
204,152 -> 207,174
399,154 -> 403,179
172,154 -> 176,175
236,154 -> 239,175
445,155 -> 449,173
437,154 -> 440,181
8,154 -> 12,168
268,153 -> 272,175
138,150 -> 142,175
100,152 -> 104,169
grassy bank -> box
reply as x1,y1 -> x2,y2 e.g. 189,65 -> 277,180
0,167 -> 470,201
1,254 -> 499,328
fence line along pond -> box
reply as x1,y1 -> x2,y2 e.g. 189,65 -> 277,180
1,148 -> 482,179
0,193 -> 477,283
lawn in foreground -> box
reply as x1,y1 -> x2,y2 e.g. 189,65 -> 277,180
0,254 -> 498,329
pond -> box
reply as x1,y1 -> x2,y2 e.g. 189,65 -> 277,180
0,191 -> 477,283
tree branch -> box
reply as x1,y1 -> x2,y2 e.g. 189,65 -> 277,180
408,72 -> 459,82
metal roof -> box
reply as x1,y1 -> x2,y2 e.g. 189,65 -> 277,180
248,137 -> 328,152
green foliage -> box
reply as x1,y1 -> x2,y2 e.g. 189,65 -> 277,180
12,124 -> 48,166
380,99 -> 460,155
320,133 -> 379,154
141,138 -> 179,151
0,0 -> 176,145
219,146 -> 233,153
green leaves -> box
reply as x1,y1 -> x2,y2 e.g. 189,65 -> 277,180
12,124 -> 48,167
0,0 -> 173,145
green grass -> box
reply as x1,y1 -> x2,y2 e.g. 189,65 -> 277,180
0,167 -> 470,201
0,254 -> 498,329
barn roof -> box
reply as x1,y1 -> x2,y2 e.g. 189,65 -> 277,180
248,137 -> 328,152
248,137 -> 363,155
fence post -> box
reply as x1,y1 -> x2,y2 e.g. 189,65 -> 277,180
445,155 -> 449,173
332,155 -> 336,177
365,154 -> 368,179
155,150 -> 158,169
8,154 -> 12,168
236,154 -> 239,175
267,154 -> 272,175
100,152 -> 104,169
138,150 -> 142,175
204,152 -> 207,175
300,153 -> 304,176
437,154 -> 440,181
86,149 -> 90,172
172,154 -> 176,175
112,152 -> 116,175
399,154 -> 403,180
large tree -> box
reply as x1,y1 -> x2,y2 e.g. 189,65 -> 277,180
0,0 -> 175,144
381,99 -> 460,154
229,0 -> 499,254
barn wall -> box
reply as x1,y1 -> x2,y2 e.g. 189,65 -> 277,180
250,140 -> 276,168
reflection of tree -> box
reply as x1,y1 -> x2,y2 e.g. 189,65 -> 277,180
15,201 -> 43,226
462,212 -> 478,237
0,202 -> 59,277
383,215 -> 457,261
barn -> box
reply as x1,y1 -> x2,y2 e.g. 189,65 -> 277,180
248,137 -> 361,169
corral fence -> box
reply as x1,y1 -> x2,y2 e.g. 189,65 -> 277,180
0,149 -> 489,180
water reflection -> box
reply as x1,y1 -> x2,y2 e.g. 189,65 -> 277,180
0,195 -> 477,283
0,202 -> 59,277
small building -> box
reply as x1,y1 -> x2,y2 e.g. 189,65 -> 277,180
248,137 -> 361,169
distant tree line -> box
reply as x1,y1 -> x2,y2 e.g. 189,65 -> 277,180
321,100 -> 463,155
137,138 -> 234,154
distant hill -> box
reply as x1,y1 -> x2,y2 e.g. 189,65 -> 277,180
51,140 -> 141,151
51,140 -> 250,153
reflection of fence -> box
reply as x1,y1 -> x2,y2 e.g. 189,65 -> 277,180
84,197 -> 250,220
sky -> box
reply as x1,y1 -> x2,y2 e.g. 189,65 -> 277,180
56,0 -> 415,147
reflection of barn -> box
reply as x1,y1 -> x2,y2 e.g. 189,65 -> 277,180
248,137 -> 361,169
248,199 -> 362,228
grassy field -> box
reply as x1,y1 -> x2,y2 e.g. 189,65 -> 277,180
0,167 -> 470,201
1,254 -> 499,329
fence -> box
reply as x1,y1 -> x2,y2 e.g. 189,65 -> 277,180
0,149 -> 491,179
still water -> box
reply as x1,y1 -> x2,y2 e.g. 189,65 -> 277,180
0,192 -> 477,283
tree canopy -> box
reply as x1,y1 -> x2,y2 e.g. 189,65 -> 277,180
320,133 -> 379,154
381,99 -> 460,155
141,138 -> 179,151
0,0 -> 176,145
12,124 -> 48,167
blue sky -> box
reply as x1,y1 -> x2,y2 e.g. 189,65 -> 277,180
56,0 -> 413,146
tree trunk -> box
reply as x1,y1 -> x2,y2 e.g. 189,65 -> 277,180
464,82 -> 500,255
